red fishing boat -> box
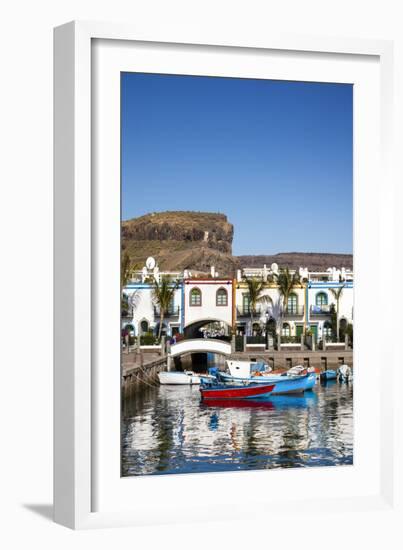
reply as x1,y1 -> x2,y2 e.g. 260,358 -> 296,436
200,383 -> 275,400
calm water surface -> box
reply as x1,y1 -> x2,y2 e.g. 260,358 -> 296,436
121,378 -> 353,476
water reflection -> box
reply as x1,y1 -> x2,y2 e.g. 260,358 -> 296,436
122,378 -> 353,476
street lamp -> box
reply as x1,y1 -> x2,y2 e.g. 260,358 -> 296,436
265,311 -> 270,350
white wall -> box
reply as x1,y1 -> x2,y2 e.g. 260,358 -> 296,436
308,286 -> 354,322
123,284 -> 182,334
184,280 -> 233,328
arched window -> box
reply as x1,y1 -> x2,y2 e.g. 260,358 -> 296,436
190,288 -> 202,306
287,293 -> 298,314
140,320 -> 149,334
316,292 -> 328,307
282,323 -> 291,337
216,287 -> 228,306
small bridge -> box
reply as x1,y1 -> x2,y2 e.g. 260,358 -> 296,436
169,338 -> 232,358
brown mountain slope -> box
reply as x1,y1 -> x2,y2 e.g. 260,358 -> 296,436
237,252 -> 353,271
122,211 -> 238,274
122,211 -> 353,275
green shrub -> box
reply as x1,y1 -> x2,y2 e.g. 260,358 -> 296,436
140,332 -> 158,345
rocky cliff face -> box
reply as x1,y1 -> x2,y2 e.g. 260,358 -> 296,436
122,211 -> 233,254
122,211 -> 238,274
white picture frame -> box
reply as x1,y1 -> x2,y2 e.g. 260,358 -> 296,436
54,21 -> 399,531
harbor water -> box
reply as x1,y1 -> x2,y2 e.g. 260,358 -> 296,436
121,376 -> 353,476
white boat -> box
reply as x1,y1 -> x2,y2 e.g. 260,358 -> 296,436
226,360 -> 309,378
226,360 -> 272,378
337,364 -> 352,382
158,370 -> 201,385
287,364 -> 309,376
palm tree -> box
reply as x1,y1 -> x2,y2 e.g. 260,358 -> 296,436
152,277 -> 179,340
121,252 -> 141,319
274,267 -> 301,335
244,277 -> 270,333
329,285 -> 345,341
121,251 -> 132,288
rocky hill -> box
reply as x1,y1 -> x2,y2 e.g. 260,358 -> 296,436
122,211 -> 353,275
122,211 -> 238,274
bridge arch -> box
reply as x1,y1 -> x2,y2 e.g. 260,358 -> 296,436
169,338 -> 231,358
183,317 -> 232,339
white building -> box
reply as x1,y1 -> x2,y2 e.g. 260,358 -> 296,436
122,261 -> 353,344
183,278 -> 233,338
123,282 -> 182,337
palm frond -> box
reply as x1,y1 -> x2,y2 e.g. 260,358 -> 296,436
329,284 -> 345,300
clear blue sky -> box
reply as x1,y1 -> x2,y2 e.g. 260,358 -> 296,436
121,73 -> 352,255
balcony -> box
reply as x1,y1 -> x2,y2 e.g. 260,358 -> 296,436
153,306 -> 180,318
236,306 -> 262,317
310,305 -> 332,317
283,306 -> 304,317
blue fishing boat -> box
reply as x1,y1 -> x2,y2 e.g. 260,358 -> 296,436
219,360 -> 316,394
218,371 -> 316,394
320,369 -> 337,381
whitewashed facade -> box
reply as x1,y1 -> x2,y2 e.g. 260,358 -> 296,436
183,278 -> 233,335
122,263 -> 353,342
123,282 -> 182,336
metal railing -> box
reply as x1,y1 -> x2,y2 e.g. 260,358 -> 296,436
246,335 -> 266,345
153,306 -> 180,318
236,306 -> 262,316
121,309 -> 133,318
323,334 -> 338,343
283,306 -> 304,316
310,305 -> 332,316
280,335 -> 301,344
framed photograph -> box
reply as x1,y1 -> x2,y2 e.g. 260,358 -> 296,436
54,21 -> 397,530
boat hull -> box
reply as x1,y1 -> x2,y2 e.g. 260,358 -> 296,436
200,383 -> 275,400
218,372 -> 316,394
158,371 -> 201,385
320,370 -> 337,381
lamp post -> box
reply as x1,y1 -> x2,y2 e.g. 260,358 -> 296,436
265,311 -> 270,350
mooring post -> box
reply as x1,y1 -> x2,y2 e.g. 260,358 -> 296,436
161,335 -> 166,356
345,333 -> 349,350
231,334 -> 236,353
167,355 -> 172,372
300,334 -> 304,351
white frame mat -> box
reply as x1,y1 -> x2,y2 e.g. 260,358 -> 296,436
54,21 -> 397,530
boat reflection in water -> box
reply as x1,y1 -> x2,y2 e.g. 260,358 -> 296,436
201,398 -> 276,410
121,374 -> 353,476
201,392 -> 318,411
